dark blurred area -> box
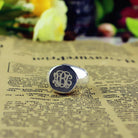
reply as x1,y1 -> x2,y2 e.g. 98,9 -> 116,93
64,0 -> 96,36
64,0 -> 138,39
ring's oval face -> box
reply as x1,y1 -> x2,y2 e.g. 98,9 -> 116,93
49,65 -> 77,93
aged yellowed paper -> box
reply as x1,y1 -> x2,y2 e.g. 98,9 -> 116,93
0,36 -> 138,138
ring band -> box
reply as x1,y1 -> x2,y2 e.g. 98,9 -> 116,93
48,64 -> 88,94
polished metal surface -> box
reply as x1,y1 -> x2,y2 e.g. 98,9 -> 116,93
48,64 -> 88,94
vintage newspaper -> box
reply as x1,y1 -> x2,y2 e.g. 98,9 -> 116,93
0,36 -> 138,138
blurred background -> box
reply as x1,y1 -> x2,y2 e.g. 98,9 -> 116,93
0,0 -> 138,41
64,0 -> 138,40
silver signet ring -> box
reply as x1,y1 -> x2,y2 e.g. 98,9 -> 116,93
48,64 -> 88,94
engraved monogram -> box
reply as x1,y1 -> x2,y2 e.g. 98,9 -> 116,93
52,70 -> 72,88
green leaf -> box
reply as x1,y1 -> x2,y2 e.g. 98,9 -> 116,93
101,0 -> 114,15
95,0 -> 104,26
0,8 -> 27,20
0,0 -> 4,10
0,20 -> 14,27
4,0 -> 18,5
126,17 -> 138,37
2,0 -> 19,10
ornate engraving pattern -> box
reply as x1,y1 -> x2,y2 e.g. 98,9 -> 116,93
52,70 -> 72,89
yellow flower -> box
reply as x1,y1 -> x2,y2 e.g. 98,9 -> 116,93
31,0 -> 55,16
33,0 -> 68,42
